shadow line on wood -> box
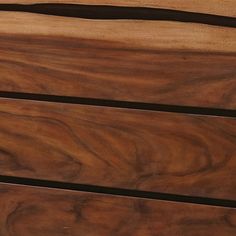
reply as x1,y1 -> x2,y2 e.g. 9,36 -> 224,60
0,91 -> 235,117
0,3 -> 235,28
0,175 -> 236,208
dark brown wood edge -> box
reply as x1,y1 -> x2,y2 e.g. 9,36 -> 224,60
0,92 -> 235,118
0,3 -> 235,28
0,175 -> 236,208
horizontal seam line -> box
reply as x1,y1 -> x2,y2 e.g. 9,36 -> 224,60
0,91 -> 235,118
0,3 -> 235,28
0,175 -> 235,208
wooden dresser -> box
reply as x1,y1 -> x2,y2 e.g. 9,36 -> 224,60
0,1 -> 235,235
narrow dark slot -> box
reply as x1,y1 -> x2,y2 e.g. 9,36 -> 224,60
0,175 -> 235,208
0,3 -> 235,28
0,91 -> 235,118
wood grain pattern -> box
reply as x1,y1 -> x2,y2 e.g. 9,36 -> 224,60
0,98 -> 235,200
0,12 -> 236,109
0,0 -> 235,17
2,12 -> 235,53
0,183 -> 236,236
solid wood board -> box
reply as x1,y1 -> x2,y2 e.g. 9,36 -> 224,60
0,12 -> 236,109
0,0 -> 235,17
0,98 -> 235,200
1,12 -> 235,53
0,183 -> 236,236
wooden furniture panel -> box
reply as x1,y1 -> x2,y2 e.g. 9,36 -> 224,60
0,2 -> 235,234
0,98 -> 235,200
0,12 -> 236,109
0,183 -> 236,236
0,0 -> 235,17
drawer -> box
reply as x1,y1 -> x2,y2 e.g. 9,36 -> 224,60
0,10 -> 235,109
0,98 -> 235,200
0,183 -> 236,236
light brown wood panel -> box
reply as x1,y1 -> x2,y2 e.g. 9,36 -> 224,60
0,0 -> 235,17
0,12 -> 236,109
0,98 -> 235,200
0,183 -> 236,236
1,12 -> 235,53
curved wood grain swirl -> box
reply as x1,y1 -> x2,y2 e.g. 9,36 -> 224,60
0,98 -> 235,200
0,183 -> 236,236
0,12 -> 236,109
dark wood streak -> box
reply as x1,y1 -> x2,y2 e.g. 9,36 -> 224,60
0,98 -> 235,200
0,183 -> 235,236
0,147 -> 34,172
0,32 -> 236,109
0,0 -> 236,18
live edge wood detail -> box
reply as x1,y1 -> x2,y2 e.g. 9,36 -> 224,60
0,0 -> 235,17
0,183 -> 236,236
0,12 -> 236,109
0,98 -> 235,200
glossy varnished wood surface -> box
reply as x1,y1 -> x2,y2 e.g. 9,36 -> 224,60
1,0 -> 235,17
0,183 -> 236,236
0,12 -> 236,109
0,98 -> 235,200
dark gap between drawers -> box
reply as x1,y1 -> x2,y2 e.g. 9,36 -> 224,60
0,175 -> 235,208
0,4 -> 235,28
0,91 -> 235,118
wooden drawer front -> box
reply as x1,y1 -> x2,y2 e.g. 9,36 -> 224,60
1,183 -> 236,236
0,98 -> 235,200
0,11 -> 236,109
